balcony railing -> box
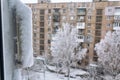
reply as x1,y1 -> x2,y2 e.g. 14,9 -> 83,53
113,26 -> 120,30
77,12 -> 86,15
77,19 -> 85,22
77,8 -> 86,15
53,12 -> 60,15
77,35 -> 84,42
77,23 -> 85,29
114,15 -> 120,20
113,23 -> 120,30
84,36 -> 93,43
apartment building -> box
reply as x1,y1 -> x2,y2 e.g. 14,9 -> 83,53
27,0 -> 120,66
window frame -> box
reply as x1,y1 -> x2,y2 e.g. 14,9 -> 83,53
0,0 -> 4,79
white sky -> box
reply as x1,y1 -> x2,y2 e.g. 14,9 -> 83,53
20,0 -> 120,3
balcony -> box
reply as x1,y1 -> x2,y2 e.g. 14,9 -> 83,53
77,35 -> 84,42
77,23 -> 85,29
114,7 -> 120,15
114,15 -> 120,21
113,22 -> 120,30
77,16 -> 85,22
53,8 -> 60,15
53,15 -> 60,22
85,35 -> 93,43
113,26 -> 120,30
77,8 -> 86,15
53,12 -> 60,15
78,29 -> 84,35
77,19 -> 85,22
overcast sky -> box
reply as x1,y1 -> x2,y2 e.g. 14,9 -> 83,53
20,0 -> 119,3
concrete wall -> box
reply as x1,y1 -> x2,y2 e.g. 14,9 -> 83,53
2,0 -> 16,80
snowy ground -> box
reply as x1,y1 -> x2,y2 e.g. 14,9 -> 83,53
22,66 -> 89,80
23,70 -> 88,80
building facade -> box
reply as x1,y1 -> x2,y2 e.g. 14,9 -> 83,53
27,0 -> 120,65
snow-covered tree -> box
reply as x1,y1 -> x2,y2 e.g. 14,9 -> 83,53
95,31 -> 120,79
51,23 -> 87,80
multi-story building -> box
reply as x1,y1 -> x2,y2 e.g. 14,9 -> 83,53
27,0 -> 120,66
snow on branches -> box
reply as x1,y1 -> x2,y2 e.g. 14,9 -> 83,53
51,23 -> 87,68
95,31 -> 120,78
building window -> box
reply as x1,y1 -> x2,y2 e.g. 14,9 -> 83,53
48,21 -> 51,26
96,9 -> 103,15
107,16 -> 113,20
54,8 -> 59,12
48,33 -> 51,39
40,16 -> 44,22
53,15 -> 60,22
95,37 -> 101,43
48,15 -> 51,20
108,8 -> 112,12
96,16 -> 102,22
93,57 -> 98,62
48,28 -> 51,31
40,28 -> 44,32
78,29 -> 84,34
63,9 -> 66,13
107,23 -> 111,28
88,16 -> 91,20
48,9 -> 51,13
87,30 -> 91,33
53,26 -> 59,33
96,23 -> 101,29
62,16 -> 66,20
78,16 -> 84,21
86,35 -> 92,42
48,40 -> 51,44
40,34 -> 44,38
77,9 -> 86,13
40,40 -> 44,44
87,44 -> 90,47
70,8 -> 74,12
78,35 -> 84,39
40,22 -> 44,27
87,49 -> 89,53
70,16 -> 74,20
113,22 -> 120,27
41,1 -> 43,3
114,15 -> 120,20
87,23 -> 91,27
34,33 -> 36,37
87,9 -> 92,14
95,30 -> 101,36
40,9 -> 44,15
34,39 -> 36,42
33,21 -> 37,26
82,3 -> 86,7
40,46 -> 44,50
